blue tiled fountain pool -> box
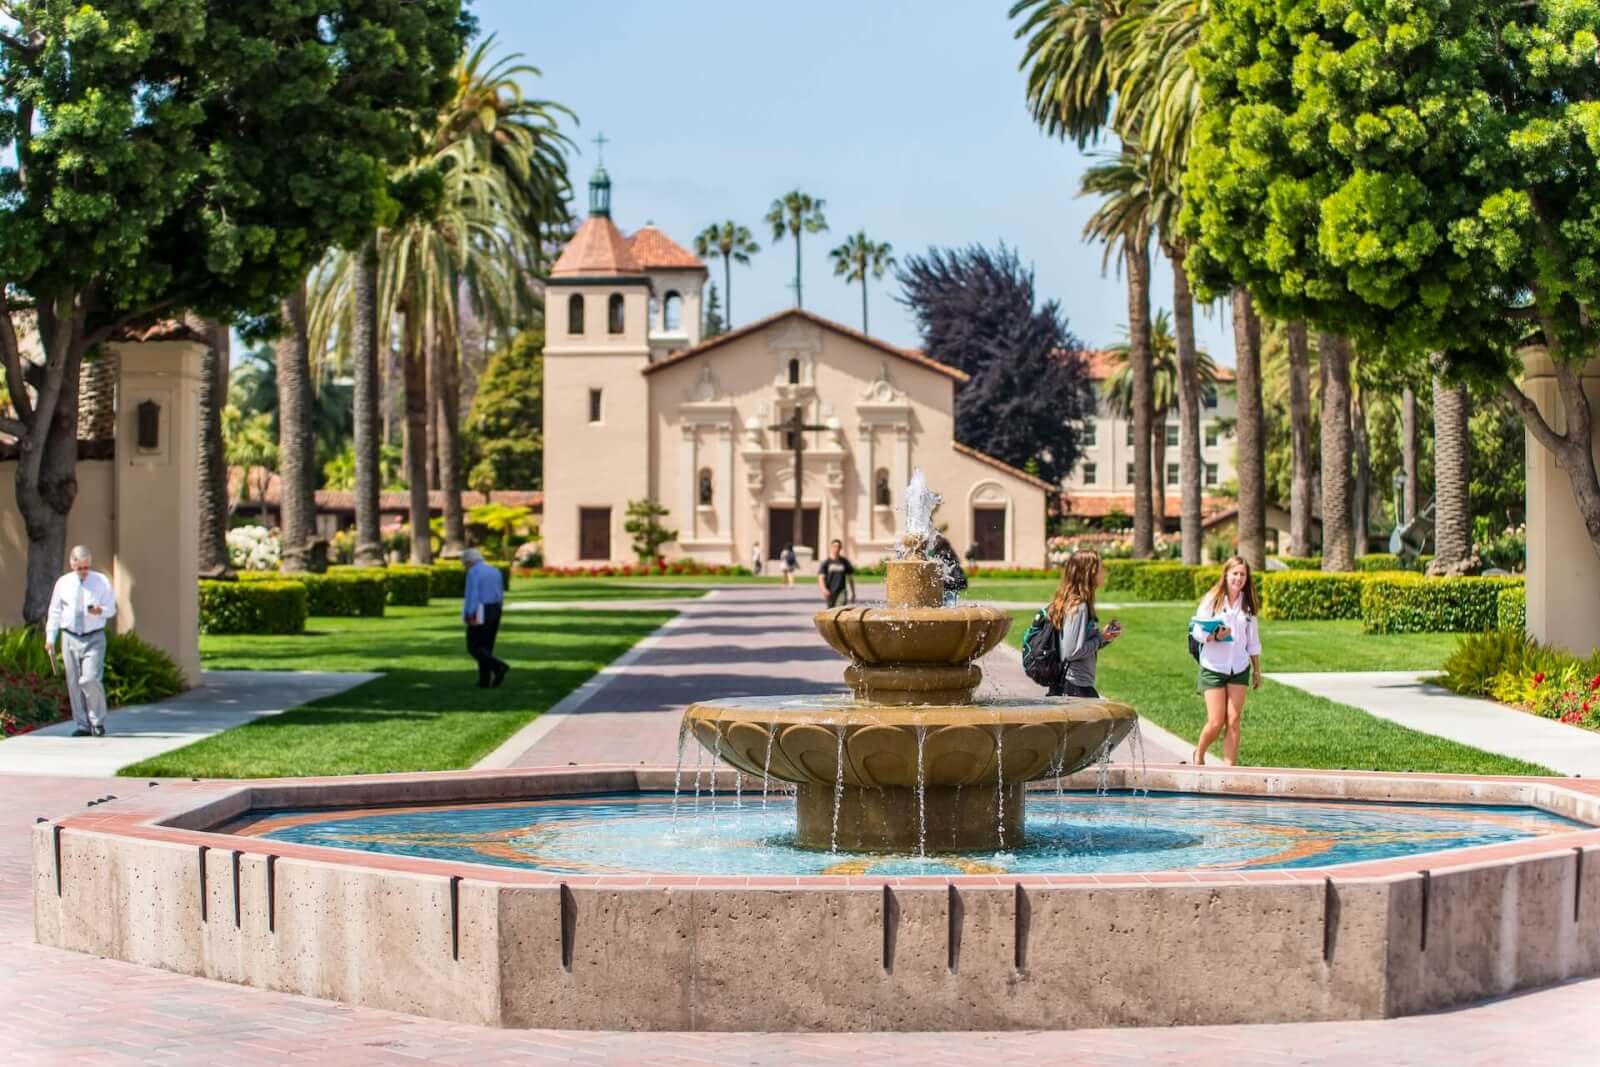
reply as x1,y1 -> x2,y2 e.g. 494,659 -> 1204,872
227,790 -> 1581,877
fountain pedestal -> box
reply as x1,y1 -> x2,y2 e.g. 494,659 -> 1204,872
684,559 -> 1138,853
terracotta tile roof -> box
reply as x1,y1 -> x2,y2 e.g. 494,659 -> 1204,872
550,215 -> 641,277
626,226 -> 706,271
953,442 -> 1054,491
1059,492 -> 1234,518
641,308 -> 969,383
1072,348 -> 1236,383
110,319 -> 209,344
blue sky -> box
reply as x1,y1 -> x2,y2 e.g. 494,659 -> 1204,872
473,0 -> 1234,360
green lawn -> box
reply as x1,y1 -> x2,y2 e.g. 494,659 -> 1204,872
119,604 -> 675,779
509,578 -> 708,601
1006,605 -> 1551,775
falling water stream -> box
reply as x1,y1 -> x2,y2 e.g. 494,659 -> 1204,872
761,724 -> 777,811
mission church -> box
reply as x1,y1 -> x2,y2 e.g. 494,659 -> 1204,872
541,166 -> 1048,568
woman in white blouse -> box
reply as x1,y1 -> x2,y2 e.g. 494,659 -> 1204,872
1189,556 -> 1262,766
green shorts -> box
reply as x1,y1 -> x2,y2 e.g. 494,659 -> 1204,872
1198,665 -> 1252,691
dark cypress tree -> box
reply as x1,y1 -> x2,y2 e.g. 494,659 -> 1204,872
896,244 -> 1094,484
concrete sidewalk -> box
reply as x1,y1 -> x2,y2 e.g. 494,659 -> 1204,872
1267,670 -> 1600,777
0,669 -> 379,777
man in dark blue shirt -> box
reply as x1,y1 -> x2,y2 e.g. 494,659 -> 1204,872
817,539 -> 856,608
462,549 -> 508,688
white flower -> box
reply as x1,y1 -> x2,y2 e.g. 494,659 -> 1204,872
226,525 -> 281,571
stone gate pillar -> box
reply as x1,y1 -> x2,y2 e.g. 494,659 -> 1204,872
1523,350 -> 1600,655
111,338 -> 204,682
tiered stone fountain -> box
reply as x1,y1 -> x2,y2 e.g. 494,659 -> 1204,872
685,540 -> 1137,852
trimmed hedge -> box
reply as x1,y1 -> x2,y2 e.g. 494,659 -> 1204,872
426,561 -> 513,599
242,569 -> 387,617
1355,553 -> 1400,572
1360,574 -> 1525,634
1260,571 -> 1365,620
1497,586 -> 1527,633
383,565 -> 433,606
1274,555 -> 1322,570
1102,558 -> 1159,592
1133,563 -> 1200,601
1191,565 -> 1265,603
199,580 -> 307,635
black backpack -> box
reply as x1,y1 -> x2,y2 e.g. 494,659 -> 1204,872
1188,629 -> 1202,662
1021,609 -> 1062,689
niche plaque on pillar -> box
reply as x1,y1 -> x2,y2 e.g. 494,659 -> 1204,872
128,390 -> 172,465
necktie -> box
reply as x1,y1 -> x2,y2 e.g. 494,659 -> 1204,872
74,580 -> 86,634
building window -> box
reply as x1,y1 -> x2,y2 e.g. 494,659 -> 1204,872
1082,421 -> 1097,448
1165,423 -> 1179,448
697,467 -> 714,507
1082,462 -> 1097,486
1166,462 -> 1179,486
788,358 -> 801,385
1205,423 -> 1220,448
607,293 -> 625,334
1204,387 -> 1218,410
567,294 -> 585,335
1125,463 -> 1135,485
648,295 -> 660,328
588,388 -> 602,423
1205,462 -> 1219,487
1124,422 -> 1134,447
874,467 -> 891,507
664,291 -> 683,331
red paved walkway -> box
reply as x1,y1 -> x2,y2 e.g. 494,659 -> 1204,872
6,588 -> 1600,1063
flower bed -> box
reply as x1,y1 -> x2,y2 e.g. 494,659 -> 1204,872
1440,630 -> 1600,730
1,626 -> 186,737
517,559 -> 752,579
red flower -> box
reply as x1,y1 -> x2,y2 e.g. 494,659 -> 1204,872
1533,672 -> 1546,686
1589,673 -> 1600,692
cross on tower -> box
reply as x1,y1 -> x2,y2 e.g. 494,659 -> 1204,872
768,406 -> 831,555
592,131 -> 609,165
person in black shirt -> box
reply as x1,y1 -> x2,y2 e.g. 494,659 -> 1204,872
817,539 -> 856,608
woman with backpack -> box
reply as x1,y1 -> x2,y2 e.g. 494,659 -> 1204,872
1043,550 -> 1122,697
1190,556 -> 1263,766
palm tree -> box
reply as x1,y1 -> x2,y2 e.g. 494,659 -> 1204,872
350,240 -> 384,566
197,319 -> 233,577
275,281 -> 317,572
1401,385 -> 1419,523
693,222 -> 759,328
765,191 -> 828,309
829,231 -> 896,333
1232,290 -> 1266,567
1319,332 -> 1355,571
1080,149 -> 1158,555
1430,363 -> 1473,574
1285,320 -> 1316,557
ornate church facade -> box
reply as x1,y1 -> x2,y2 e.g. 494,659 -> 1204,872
541,170 -> 1048,568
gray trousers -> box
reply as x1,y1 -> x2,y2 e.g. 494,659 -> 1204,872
61,630 -> 108,730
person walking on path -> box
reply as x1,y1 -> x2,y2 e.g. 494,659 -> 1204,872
1045,550 -> 1120,698
780,544 -> 798,587
1191,556 -> 1262,766
44,546 -> 117,737
750,541 -> 763,576
462,549 -> 509,688
818,539 -> 856,608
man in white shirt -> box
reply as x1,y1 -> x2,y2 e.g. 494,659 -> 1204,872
44,546 -> 118,737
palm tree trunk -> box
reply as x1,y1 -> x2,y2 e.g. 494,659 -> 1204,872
1319,333 -> 1354,571
1152,419 -> 1168,532
426,337 -> 441,490
861,275 -> 869,334
276,280 -> 317,573
437,327 -> 467,556
1352,387 -> 1371,557
1285,320 -> 1316,557
197,319 -> 232,578
402,313 -> 434,565
723,254 -> 733,327
1401,386 -> 1419,524
1128,225 -> 1155,558
1232,290 -> 1266,567
1430,370 -> 1473,574
1172,247 -> 1203,565
352,238 -> 384,567
794,230 -> 803,309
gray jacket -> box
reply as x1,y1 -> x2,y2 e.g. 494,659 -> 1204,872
1057,603 -> 1104,688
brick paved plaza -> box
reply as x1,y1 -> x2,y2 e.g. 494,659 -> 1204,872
8,586 -> 1600,1064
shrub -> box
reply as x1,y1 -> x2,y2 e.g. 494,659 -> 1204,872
1355,553 -> 1401,573
516,560 -> 751,579
1133,563 -> 1200,601
426,561 -> 512,599
1259,571 -> 1364,620
0,669 -> 67,736
1441,630 -> 1600,729
199,580 -> 307,635
103,631 -> 188,704
1439,630 -> 1558,697
243,569 -> 388,617
225,524 -> 281,571
1101,558 -> 1157,592
1360,574 -> 1524,634
383,565 -> 433,606
1497,586 -> 1527,634
1273,555 -> 1322,570
1190,565 -> 1265,604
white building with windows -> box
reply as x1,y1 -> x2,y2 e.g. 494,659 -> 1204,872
1058,351 -> 1238,525
540,167 -> 1049,567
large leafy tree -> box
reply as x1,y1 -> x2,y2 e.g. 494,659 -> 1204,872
0,0 -> 468,618
828,231 -> 896,334
1182,0 -> 1600,562
693,222 -> 759,327
466,328 -> 544,490
896,244 -> 1096,484
765,192 -> 828,309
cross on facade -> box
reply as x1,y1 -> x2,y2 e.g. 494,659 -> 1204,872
592,131 -> 609,165
768,406 -> 831,554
